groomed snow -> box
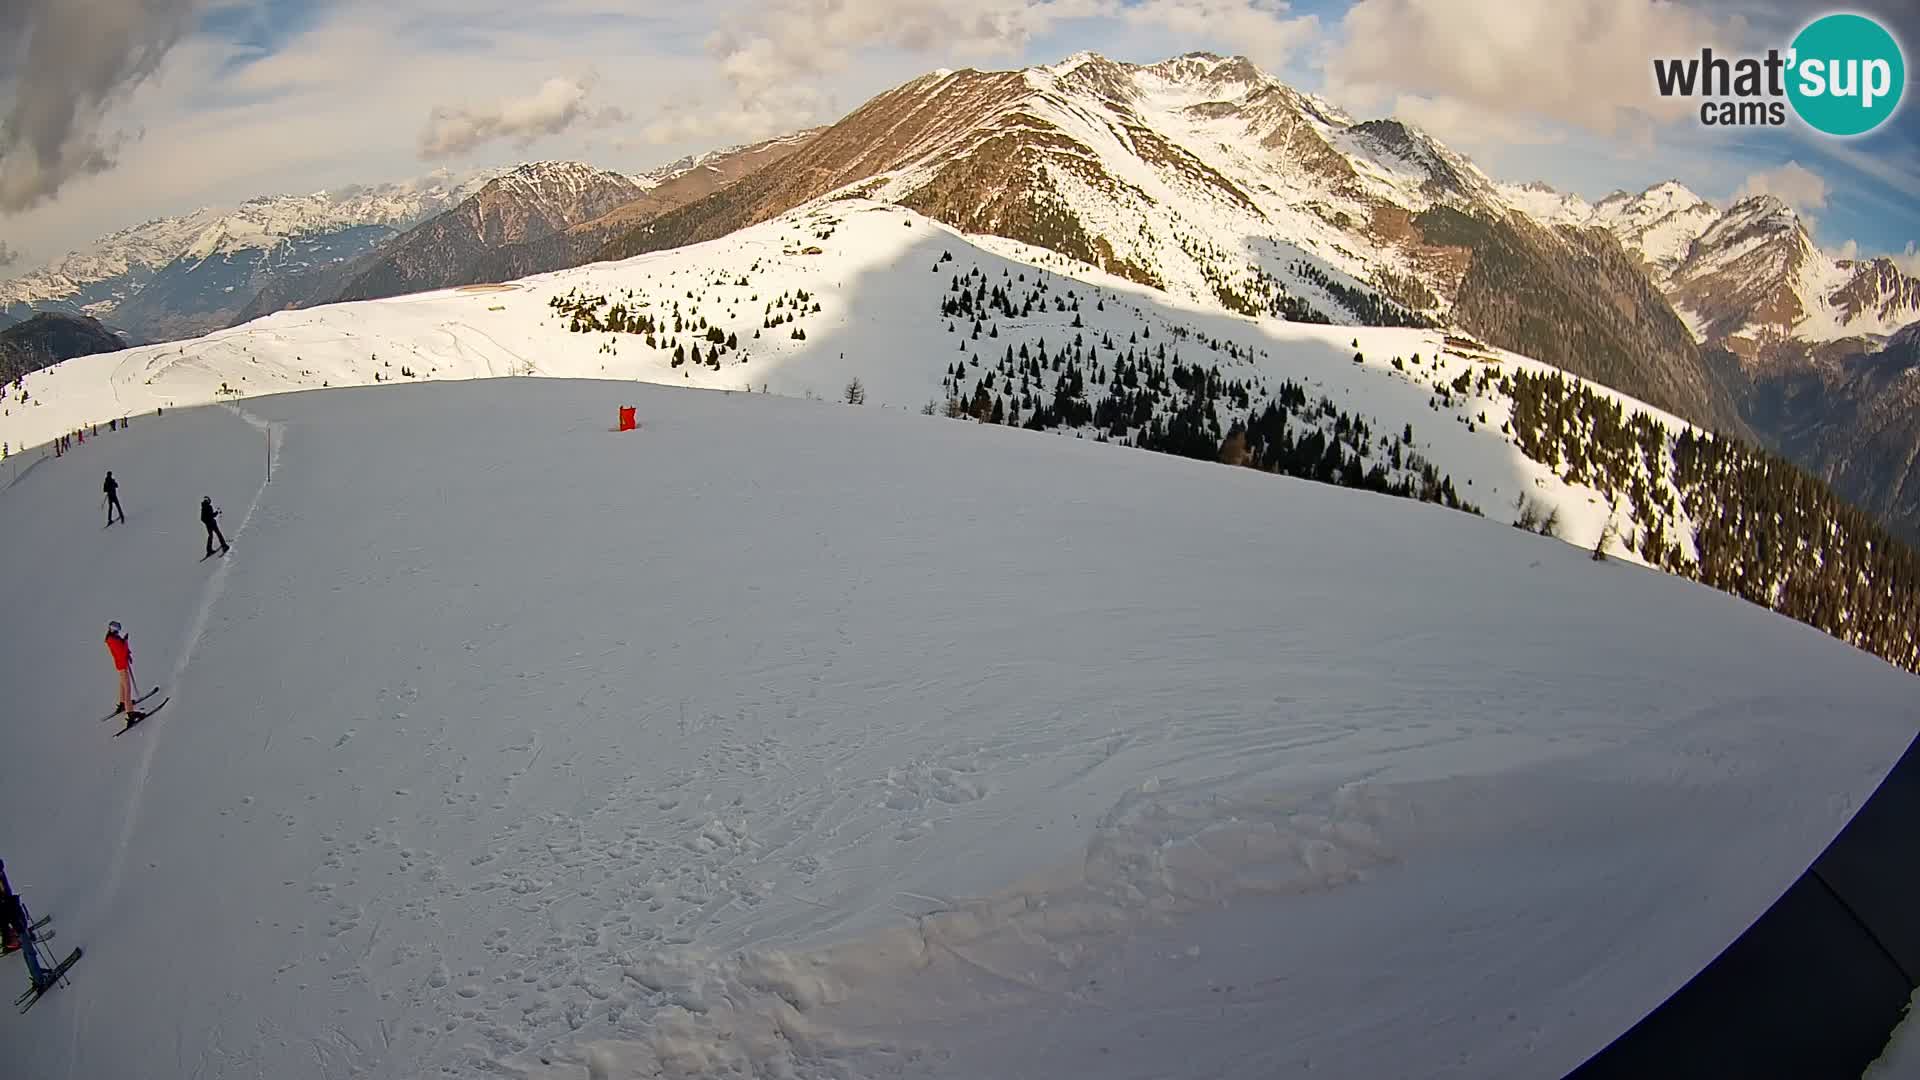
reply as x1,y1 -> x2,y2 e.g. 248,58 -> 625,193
0,376 -> 1913,1079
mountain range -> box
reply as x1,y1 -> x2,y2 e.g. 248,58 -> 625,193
5,50 -> 1920,541
0,139 -> 815,345
0,173 -> 501,340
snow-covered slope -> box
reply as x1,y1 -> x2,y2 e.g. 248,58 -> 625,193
0,368 -> 1913,1079
2,200 -> 1707,566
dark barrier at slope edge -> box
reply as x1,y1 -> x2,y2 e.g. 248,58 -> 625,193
1567,733 -> 1920,1080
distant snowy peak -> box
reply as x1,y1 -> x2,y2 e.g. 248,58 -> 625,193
1577,181 -> 1722,284
176,181 -> 484,263
1590,180 -> 1711,230
1661,193 -> 1920,353
486,161 -> 637,201
1496,181 -> 1595,229
0,208 -> 226,309
1,168 -> 493,307
470,162 -> 647,226
1502,179 -> 1920,355
1825,257 -> 1920,339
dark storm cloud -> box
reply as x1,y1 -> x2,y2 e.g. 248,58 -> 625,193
0,0 -> 205,213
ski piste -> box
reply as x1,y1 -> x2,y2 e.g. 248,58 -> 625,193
112,697 -> 169,736
14,947 -> 82,1013
102,687 -> 161,721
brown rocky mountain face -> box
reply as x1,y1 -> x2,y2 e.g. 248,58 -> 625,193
229,138 -> 812,325
1830,258 -> 1920,329
1664,195 -> 1821,356
1410,207 -> 1750,434
1735,324 -> 1920,545
333,163 -> 648,302
600,68 -> 1042,263
475,132 -> 823,284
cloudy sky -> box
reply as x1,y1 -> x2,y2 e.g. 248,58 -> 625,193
1,0 -> 1916,271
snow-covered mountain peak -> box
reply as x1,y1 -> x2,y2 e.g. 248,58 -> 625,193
1140,51 -> 1267,94
1642,179 -> 1707,209
473,162 -> 646,215
1496,181 -> 1596,228
2,168 -> 494,321
1338,117 -> 1500,207
1718,192 -> 1798,231
1588,180 -> 1712,233
1046,50 -> 1108,77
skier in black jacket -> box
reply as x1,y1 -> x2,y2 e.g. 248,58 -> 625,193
201,497 -> 228,557
0,861 -> 46,986
103,471 -> 125,526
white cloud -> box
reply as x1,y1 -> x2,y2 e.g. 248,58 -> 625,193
0,0 -> 204,212
1119,0 -> 1319,72
418,76 -> 628,160
1322,0 -> 1745,139
679,0 -> 1108,143
1732,160 -> 1829,221
665,0 -> 1318,146
1389,93 -> 1567,150
1829,240 -> 1920,274
637,89 -> 830,148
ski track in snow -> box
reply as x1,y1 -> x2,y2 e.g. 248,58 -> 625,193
99,404 -> 284,906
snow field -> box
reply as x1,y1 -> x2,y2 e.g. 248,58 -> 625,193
0,376 -> 1914,1078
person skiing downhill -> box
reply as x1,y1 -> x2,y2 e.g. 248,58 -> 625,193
201,496 -> 228,557
104,621 -> 142,720
102,471 -> 125,525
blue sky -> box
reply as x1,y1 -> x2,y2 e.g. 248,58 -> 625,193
1,0 -> 1916,269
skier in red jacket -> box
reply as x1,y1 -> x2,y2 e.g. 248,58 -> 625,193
104,621 -> 139,719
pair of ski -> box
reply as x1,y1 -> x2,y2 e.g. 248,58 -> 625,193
104,687 -> 169,735
9,916 -> 81,1013
13,946 -> 83,1013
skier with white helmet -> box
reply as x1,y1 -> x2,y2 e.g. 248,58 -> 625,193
103,621 -> 145,720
